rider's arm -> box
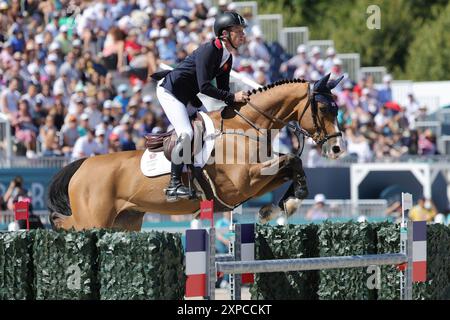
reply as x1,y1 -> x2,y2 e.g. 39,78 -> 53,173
195,44 -> 235,105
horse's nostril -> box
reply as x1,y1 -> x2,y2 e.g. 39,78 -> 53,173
332,146 -> 341,154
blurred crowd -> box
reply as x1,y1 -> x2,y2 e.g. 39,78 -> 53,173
0,0 -> 438,163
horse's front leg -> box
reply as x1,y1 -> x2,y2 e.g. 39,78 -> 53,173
257,155 -> 309,223
280,155 -> 309,205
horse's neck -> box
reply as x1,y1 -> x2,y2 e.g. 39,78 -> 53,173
219,84 -> 307,131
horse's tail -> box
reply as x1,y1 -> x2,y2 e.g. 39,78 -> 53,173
47,158 -> 87,229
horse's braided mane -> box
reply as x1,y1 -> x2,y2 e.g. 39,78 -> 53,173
246,78 -> 308,97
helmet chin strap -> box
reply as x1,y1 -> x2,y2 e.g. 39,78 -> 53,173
222,31 -> 237,50
227,34 -> 238,50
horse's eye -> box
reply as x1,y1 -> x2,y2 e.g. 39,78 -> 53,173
320,106 -> 328,113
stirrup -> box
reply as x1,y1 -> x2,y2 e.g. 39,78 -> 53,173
165,184 -> 191,202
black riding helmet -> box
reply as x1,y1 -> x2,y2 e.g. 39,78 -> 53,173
214,11 -> 247,49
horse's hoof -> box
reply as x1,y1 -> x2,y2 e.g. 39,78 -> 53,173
284,198 -> 301,217
258,204 -> 281,224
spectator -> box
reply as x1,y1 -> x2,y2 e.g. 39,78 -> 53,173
156,28 -> 177,64
280,44 -> 308,75
3,176 -> 28,211
306,194 -> 329,221
60,114 -> 79,156
120,129 -> 136,151
113,84 -> 130,113
108,132 -> 122,153
94,127 -> 109,155
418,129 -> 437,155
248,26 -> 270,62
71,128 -> 101,161
378,74 -> 393,105
11,99 -> 38,157
1,77 -> 21,120
409,197 -> 437,222
84,97 -> 103,130
101,26 -> 126,71
345,128 -> 373,162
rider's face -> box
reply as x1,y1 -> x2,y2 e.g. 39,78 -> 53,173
228,26 -> 246,47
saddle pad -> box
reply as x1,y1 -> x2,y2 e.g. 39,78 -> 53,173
141,111 -> 216,177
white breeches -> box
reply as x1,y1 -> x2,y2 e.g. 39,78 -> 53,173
156,82 -> 207,140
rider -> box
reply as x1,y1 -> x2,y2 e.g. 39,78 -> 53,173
152,12 -> 250,201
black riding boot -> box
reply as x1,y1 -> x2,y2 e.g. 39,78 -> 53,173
165,162 -> 191,201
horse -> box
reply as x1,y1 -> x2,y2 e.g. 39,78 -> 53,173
48,73 -> 345,231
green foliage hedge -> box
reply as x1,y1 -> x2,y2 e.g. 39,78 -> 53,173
0,229 -> 184,300
0,232 -> 32,300
251,222 -> 450,300
97,231 -> 185,300
1,222 -> 449,300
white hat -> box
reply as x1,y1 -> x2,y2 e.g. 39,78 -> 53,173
48,53 -> 58,62
311,46 -> 321,55
149,29 -> 160,39
145,7 -> 153,15
194,0 -> 203,4
75,82 -> 84,92
95,127 -> 106,136
133,83 -> 142,93
434,213 -> 446,224
218,0 -> 228,6
326,47 -> 336,56
35,34 -> 44,44
227,2 -> 237,10
73,39 -> 82,47
118,15 -> 131,31
159,28 -> 170,37
178,19 -> 188,27
240,59 -> 250,67
256,59 -> 267,70
297,44 -> 306,54
103,100 -> 112,109
27,63 -> 39,74
362,88 -> 370,95
95,3 -> 105,11
383,74 -> 392,83
253,28 -> 263,38
118,83 -> 128,93
207,7 -> 218,17
316,59 -> 324,68
53,86 -> 64,96
59,25 -> 69,33
49,42 -> 60,51
332,57 -> 342,65
80,113 -> 89,120
310,70 -> 321,81
143,95 -> 153,103
314,193 -> 326,204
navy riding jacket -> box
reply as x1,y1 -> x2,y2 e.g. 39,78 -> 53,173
153,39 -> 234,107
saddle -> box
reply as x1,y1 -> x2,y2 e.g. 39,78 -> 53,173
145,112 -> 205,161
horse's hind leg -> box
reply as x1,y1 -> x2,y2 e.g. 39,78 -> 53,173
69,190 -> 117,230
112,211 -> 145,231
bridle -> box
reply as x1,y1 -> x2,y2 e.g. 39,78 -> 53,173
220,83 -> 343,155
